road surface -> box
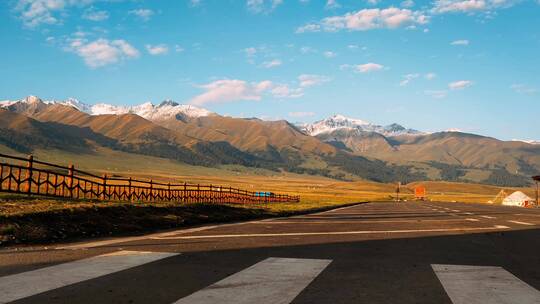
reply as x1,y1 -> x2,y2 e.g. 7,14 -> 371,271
1,201 -> 540,303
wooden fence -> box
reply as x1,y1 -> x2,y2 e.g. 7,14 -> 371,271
0,153 -> 300,204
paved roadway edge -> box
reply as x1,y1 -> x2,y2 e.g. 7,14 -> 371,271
1,201 -> 369,251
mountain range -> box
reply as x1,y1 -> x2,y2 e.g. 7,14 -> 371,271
1,96 -> 539,187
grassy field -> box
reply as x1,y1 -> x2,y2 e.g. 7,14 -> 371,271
1,145 -> 536,206
1,146 -> 537,245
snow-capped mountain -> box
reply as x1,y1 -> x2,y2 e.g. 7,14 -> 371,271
90,100 -> 213,121
514,140 -> 540,145
301,114 -> 425,137
0,96 -> 213,121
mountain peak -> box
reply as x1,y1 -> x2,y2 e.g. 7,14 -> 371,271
0,96 -> 214,122
25,95 -> 43,104
329,114 -> 370,125
159,99 -> 179,107
302,115 -> 424,137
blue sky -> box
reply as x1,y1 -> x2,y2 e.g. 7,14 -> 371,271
1,0 -> 539,140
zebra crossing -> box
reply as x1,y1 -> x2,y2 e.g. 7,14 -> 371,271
1,251 -> 539,304
0,251 -> 178,303
174,257 -> 331,304
432,264 -> 540,304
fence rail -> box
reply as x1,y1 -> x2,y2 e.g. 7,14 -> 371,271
0,153 -> 300,204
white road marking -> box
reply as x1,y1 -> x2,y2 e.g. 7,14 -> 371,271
57,220 -> 262,249
303,212 -> 437,216
508,220 -> 535,226
317,204 -> 363,214
480,215 -> 496,219
298,214 -> 444,220
152,226 -> 510,240
432,264 -> 540,304
0,250 -> 178,303
465,218 -> 480,222
252,218 -> 488,224
173,257 -> 331,304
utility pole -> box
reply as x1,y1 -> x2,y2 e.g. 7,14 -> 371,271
396,182 -> 401,203
533,176 -> 540,207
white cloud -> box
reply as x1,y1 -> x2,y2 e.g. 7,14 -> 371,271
449,80 -> 473,90
82,8 -> 109,21
14,0 -> 97,27
190,79 -> 272,105
296,7 -> 429,33
399,73 -> 420,86
511,84 -> 537,94
244,47 -> 257,57
323,51 -> 337,58
129,8 -> 154,21
326,0 -> 341,9
298,74 -> 331,87
296,23 -> 321,33
271,84 -> 304,98
189,75 -> 330,105
432,0 -> 517,13
451,39 -> 469,45
247,0 -> 283,13
356,63 -> 384,73
425,72 -> 437,80
261,59 -> 282,68
289,111 -> 315,118
66,37 -> 140,68
146,44 -> 169,55
425,90 -> 448,99
401,0 -> 415,7
433,0 -> 486,13
300,46 -> 316,53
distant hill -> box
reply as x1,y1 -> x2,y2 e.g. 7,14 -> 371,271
1,96 -> 538,186
305,116 -> 540,186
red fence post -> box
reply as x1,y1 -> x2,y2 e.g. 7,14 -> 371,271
101,174 -> 107,200
68,164 -> 74,198
149,179 -> 153,201
25,155 -> 33,194
128,177 -> 132,201
183,182 -> 187,203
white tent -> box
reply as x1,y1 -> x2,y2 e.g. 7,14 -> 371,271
502,191 -> 534,207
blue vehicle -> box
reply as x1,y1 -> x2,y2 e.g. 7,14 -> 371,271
255,192 -> 274,197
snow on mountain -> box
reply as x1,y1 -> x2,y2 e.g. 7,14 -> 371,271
0,96 -> 213,121
1,95 -> 46,107
302,114 -> 425,137
514,139 -> 540,145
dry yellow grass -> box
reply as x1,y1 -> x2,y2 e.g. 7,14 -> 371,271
0,146 -> 537,209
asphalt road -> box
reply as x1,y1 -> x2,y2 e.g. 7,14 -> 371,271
1,201 -> 540,303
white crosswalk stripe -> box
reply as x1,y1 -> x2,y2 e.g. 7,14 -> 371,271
173,257 -> 331,304
0,250 -> 178,304
432,264 -> 540,304
508,220 -> 535,226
